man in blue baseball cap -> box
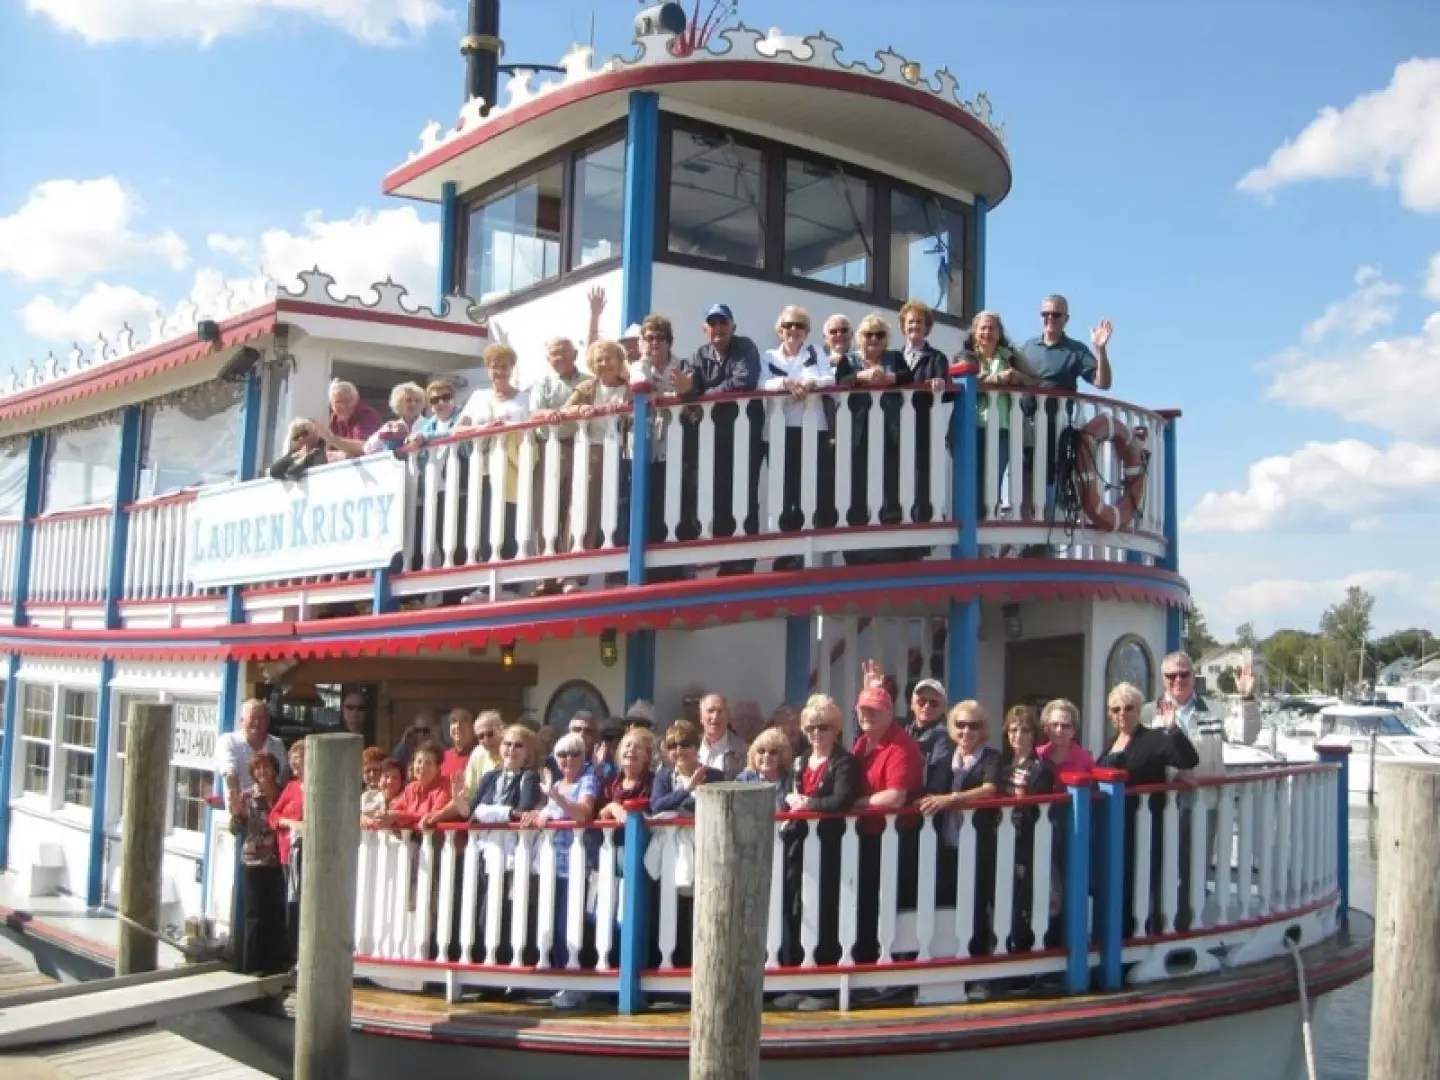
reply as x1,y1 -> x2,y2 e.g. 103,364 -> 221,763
680,302 -> 762,574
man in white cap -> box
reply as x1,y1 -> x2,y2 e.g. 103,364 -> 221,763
905,677 -> 953,792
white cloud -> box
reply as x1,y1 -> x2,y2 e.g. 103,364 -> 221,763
1238,57 -> 1440,212
1185,439 -> 1440,533
1426,252 -> 1440,300
14,204 -> 438,354
1267,311 -> 1440,441
20,282 -> 164,344
26,0 -> 449,46
1302,265 -> 1401,344
253,207 -> 438,301
0,177 -> 187,284
1203,570 -> 1435,637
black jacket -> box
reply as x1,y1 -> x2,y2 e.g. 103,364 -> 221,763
1099,724 -> 1200,787
473,768 -> 543,818
908,720 -> 955,794
268,444 -> 327,481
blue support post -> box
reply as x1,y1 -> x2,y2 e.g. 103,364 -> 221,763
627,392 -> 651,587
1160,412 -> 1182,654
103,406 -> 143,629
0,653 -> 20,871
618,810 -> 652,1014
784,616 -> 811,706
621,91 -> 660,327
0,432 -> 47,869
624,628 -> 655,711
437,181 -> 459,304
953,373 -> 978,560
1095,769 -> 1127,990
972,195 -> 988,312
372,567 -> 395,615
1064,776 -> 1095,993
946,598 -> 979,702
237,369 -> 263,483
85,658 -> 116,906
1317,746 -> 1350,927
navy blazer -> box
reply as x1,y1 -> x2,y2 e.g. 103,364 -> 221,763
474,768 -> 543,818
650,765 -> 724,815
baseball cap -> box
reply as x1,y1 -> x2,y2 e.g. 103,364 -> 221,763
705,303 -> 734,323
621,323 -> 643,340
625,700 -> 655,727
913,678 -> 947,702
856,686 -> 894,714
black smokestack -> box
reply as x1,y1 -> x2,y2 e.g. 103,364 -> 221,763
462,0 -> 501,112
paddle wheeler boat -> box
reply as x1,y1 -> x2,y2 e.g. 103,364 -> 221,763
0,2 -> 1369,1076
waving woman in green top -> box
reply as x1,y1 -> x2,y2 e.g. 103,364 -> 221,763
963,311 -> 1037,519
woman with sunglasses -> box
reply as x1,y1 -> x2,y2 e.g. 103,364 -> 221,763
649,720 -> 723,815
773,695 -> 859,1003
401,378 -> 464,570
836,313 -> 909,551
1101,681 -> 1199,935
918,700 -> 1003,963
1038,698 -> 1095,776
518,731 -> 598,1005
735,728 -> 794,811
761,305 -> 836,555
268,418 -> 329,481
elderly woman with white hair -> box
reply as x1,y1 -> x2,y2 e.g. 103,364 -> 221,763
364,381 -> 426,454
1100,680 -> 1200,935
762,304 -> 836,557
519,731 -> 598,1007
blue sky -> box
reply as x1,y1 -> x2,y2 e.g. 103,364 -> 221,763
0,0 -> 1437,638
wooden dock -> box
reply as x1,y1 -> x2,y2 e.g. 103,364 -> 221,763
0,953 -> 281,1077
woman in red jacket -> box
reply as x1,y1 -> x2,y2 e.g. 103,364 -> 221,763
267,739 -> 306,960
373,743 -> 456,829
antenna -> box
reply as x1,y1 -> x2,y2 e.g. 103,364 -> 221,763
589,11 -> 595,49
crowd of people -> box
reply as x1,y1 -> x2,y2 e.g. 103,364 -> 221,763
266,290 -> 1118,584
218,650 -> 1258,1013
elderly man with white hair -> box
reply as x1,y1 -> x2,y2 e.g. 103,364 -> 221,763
319,378 -> 383,459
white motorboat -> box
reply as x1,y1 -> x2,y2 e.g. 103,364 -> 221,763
1274,703 -> 1440,800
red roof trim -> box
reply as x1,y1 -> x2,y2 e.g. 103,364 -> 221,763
383,60 -> 1012,199
275,298 -> 489,339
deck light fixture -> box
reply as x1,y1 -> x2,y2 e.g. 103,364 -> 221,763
1002,603 -> 1023,642
599,629 -> 619,668
196,319 -> 221,343
500,642 -> 515,668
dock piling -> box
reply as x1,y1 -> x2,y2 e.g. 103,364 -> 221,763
689,782 -> 775,1080
1367,762 -> 1440,1080
293,733 -> 362,1080
117,703 -> 173,975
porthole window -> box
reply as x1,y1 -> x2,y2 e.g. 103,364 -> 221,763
543,679 -> 610,732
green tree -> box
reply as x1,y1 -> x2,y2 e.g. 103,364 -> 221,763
1216,667 -> 1238,695
1260,628 -> 1323,693
1235,622 -> 1258,649
1320,586 -> 1376,687
1183,603 -> 1218,660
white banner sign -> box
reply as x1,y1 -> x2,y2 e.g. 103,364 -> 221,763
189,455 -> 406,587
173,701 -> 218,765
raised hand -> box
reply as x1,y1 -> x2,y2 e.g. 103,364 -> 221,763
588,287 -> 606,317
861,658 -> 886,689
1238,661 -> 1255,698
1091,319 -> 1113,350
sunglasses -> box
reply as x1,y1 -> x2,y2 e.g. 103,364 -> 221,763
501,740 -> 526,750
953,720 -> 983,731
802,724 -> 832,734
476,729 -> 500,740
861,330 -> 887,339
343,702 -> 365,711
642,333 -> 667,343
706,317 -> 731,327
781,321 -> 808,332
1041,311 -> 1066,321
914,697 -> 944,708
1108,705 -> 1137,714
555,749 -> 582,759
755,747 -> 781,756
1163,670 -> 1193,681
429,393 -> 453,404
665,740 -> 699,751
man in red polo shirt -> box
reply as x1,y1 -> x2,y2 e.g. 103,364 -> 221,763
851,684 -> 924,810
321,378 -> 383,458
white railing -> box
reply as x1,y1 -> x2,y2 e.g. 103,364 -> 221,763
0,519 -> 21,602
124,492 -> 196,601
29,508 -> 112,604
345,764 -> 1342,1010
976,387 -> 1169,559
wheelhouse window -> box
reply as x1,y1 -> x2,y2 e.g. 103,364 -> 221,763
667,130 -> 765,268
889,188 -> 966,316
571,140 -> 626,270
60,688 -> 98,808
42,416 -> 122,513
784,158 -> 873,292
463,161 -> 565,303
138,386 -> 243,500
20,683 -> 53,798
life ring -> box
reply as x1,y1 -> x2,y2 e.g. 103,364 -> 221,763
1076,415 -> 1147,531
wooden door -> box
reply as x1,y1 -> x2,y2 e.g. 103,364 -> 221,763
1003,634 -> 1086,717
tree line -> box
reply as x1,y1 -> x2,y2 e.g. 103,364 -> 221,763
1184,586 -> 1436,697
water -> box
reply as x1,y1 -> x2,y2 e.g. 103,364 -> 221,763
1314,806 -> 1377,1080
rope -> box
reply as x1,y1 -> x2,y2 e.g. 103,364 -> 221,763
1047,416 -> 1152,544
1285,937 -> 1319,1080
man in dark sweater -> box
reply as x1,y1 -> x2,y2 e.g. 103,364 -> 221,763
904,677 -> 953,793
681,303 -> 763,574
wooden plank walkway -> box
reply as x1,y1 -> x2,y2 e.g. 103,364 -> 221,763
0,952 -> 277,1077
